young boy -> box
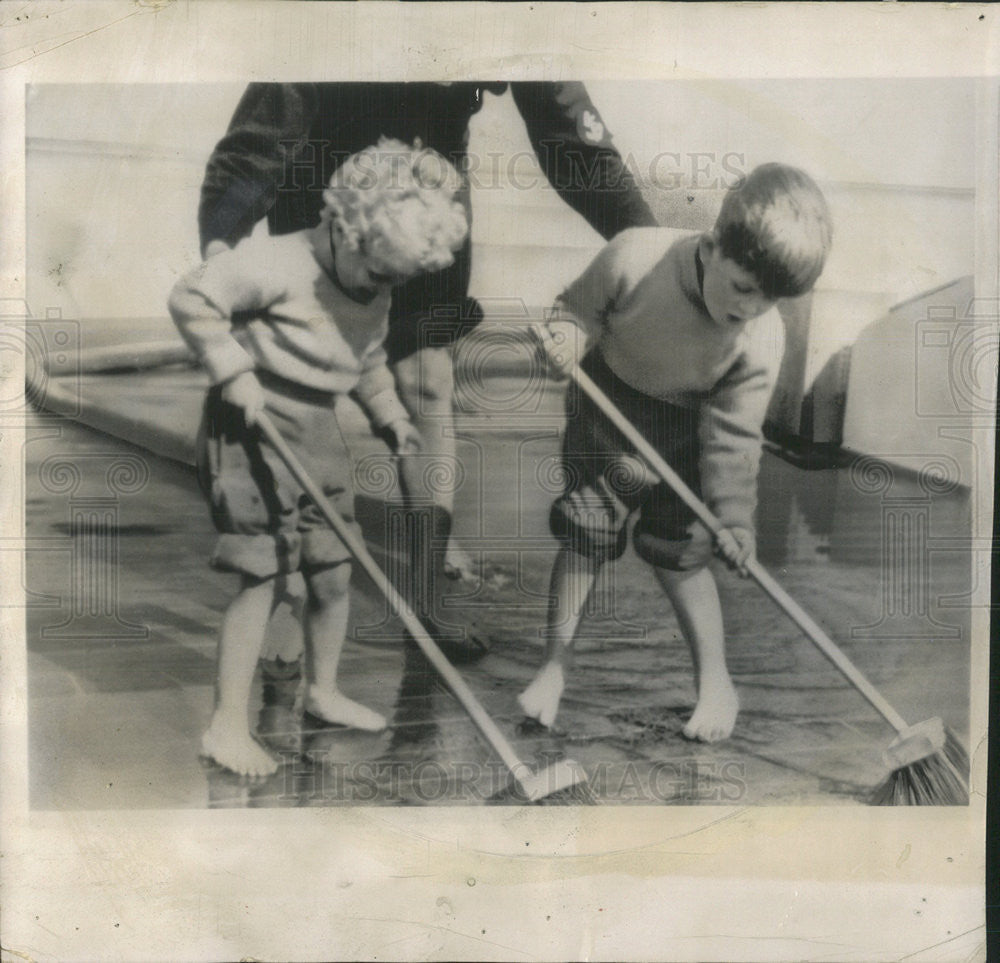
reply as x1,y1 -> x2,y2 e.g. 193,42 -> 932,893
169,138 -> 469,777
519,163 -> 832,743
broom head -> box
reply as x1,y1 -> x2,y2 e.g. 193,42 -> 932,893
870,717 -> 969,806
486,758 -> 598,805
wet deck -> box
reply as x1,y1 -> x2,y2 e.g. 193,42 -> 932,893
22,369 -> 972,809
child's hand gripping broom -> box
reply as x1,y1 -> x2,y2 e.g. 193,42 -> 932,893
255,412 -> 593,804
532,322 -> 969,806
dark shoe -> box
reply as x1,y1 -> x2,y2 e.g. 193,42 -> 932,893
260,655 -> 303,682
435,633 -> 490,665
405,621 -> 489,665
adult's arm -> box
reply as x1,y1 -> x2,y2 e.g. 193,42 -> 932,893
198,83 -> 319,254
353,342 -> 411,430
510,82 -> 657,240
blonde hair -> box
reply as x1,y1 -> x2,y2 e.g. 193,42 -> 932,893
321,137 -> 469,277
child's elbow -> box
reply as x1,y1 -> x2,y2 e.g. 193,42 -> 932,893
167,273 -> 204,325
166,283 -> 185,322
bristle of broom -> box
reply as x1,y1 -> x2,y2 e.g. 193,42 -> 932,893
870,728 -> 969,806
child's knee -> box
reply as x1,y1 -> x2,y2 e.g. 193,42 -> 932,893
300,526 -> 355,571
211,532 -> 302,579
306,561 -> 352,603
240,571 -> 290,595
393,346 -> 454,413
549,491 -> 628,562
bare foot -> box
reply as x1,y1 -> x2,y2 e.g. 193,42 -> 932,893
304,687 -> 387,731
682,676 -> 739,743
518,662 -> 565,728
201,715 -> 279,778
443,540 -> 480,585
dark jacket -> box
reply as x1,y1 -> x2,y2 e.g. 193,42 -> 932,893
198,82 -> 656,253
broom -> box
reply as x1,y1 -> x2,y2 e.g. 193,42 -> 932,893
255,412 -> 595,805
532,322 -> 969,806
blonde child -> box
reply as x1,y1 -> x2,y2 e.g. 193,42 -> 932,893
169,139 -> 468,777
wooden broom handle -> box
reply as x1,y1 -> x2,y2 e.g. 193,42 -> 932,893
533,323 -> 912,735
255,413 -> 530,777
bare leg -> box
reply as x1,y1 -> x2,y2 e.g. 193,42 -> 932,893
393,345 -> 477,584
202,575 -> 284,777
260,572 -> 306,669
390,345 -> 487,662
652,566 -> 739,743
302,563 -> 386,731
518,547 -> 600,727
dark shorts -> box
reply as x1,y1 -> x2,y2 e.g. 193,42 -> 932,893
550,351 -> 711,571
196,372 -> 361,579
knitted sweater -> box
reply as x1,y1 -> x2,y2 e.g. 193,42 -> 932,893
555,227 -> 785,533
168,230 -> 407,428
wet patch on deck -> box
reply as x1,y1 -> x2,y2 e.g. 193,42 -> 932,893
24,409 -> 972,809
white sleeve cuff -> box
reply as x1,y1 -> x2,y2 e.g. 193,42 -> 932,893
364,389 -> 409,429
202,339 -> 256,385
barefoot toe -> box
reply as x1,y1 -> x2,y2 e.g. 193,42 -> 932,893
682,680 -> 739,744
201,720 -> 279,778
518,662 -> 565,728
304,689 -> 387,731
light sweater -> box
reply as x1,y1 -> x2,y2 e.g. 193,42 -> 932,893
555,227 -> 786,532
168,230 -> 407,428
